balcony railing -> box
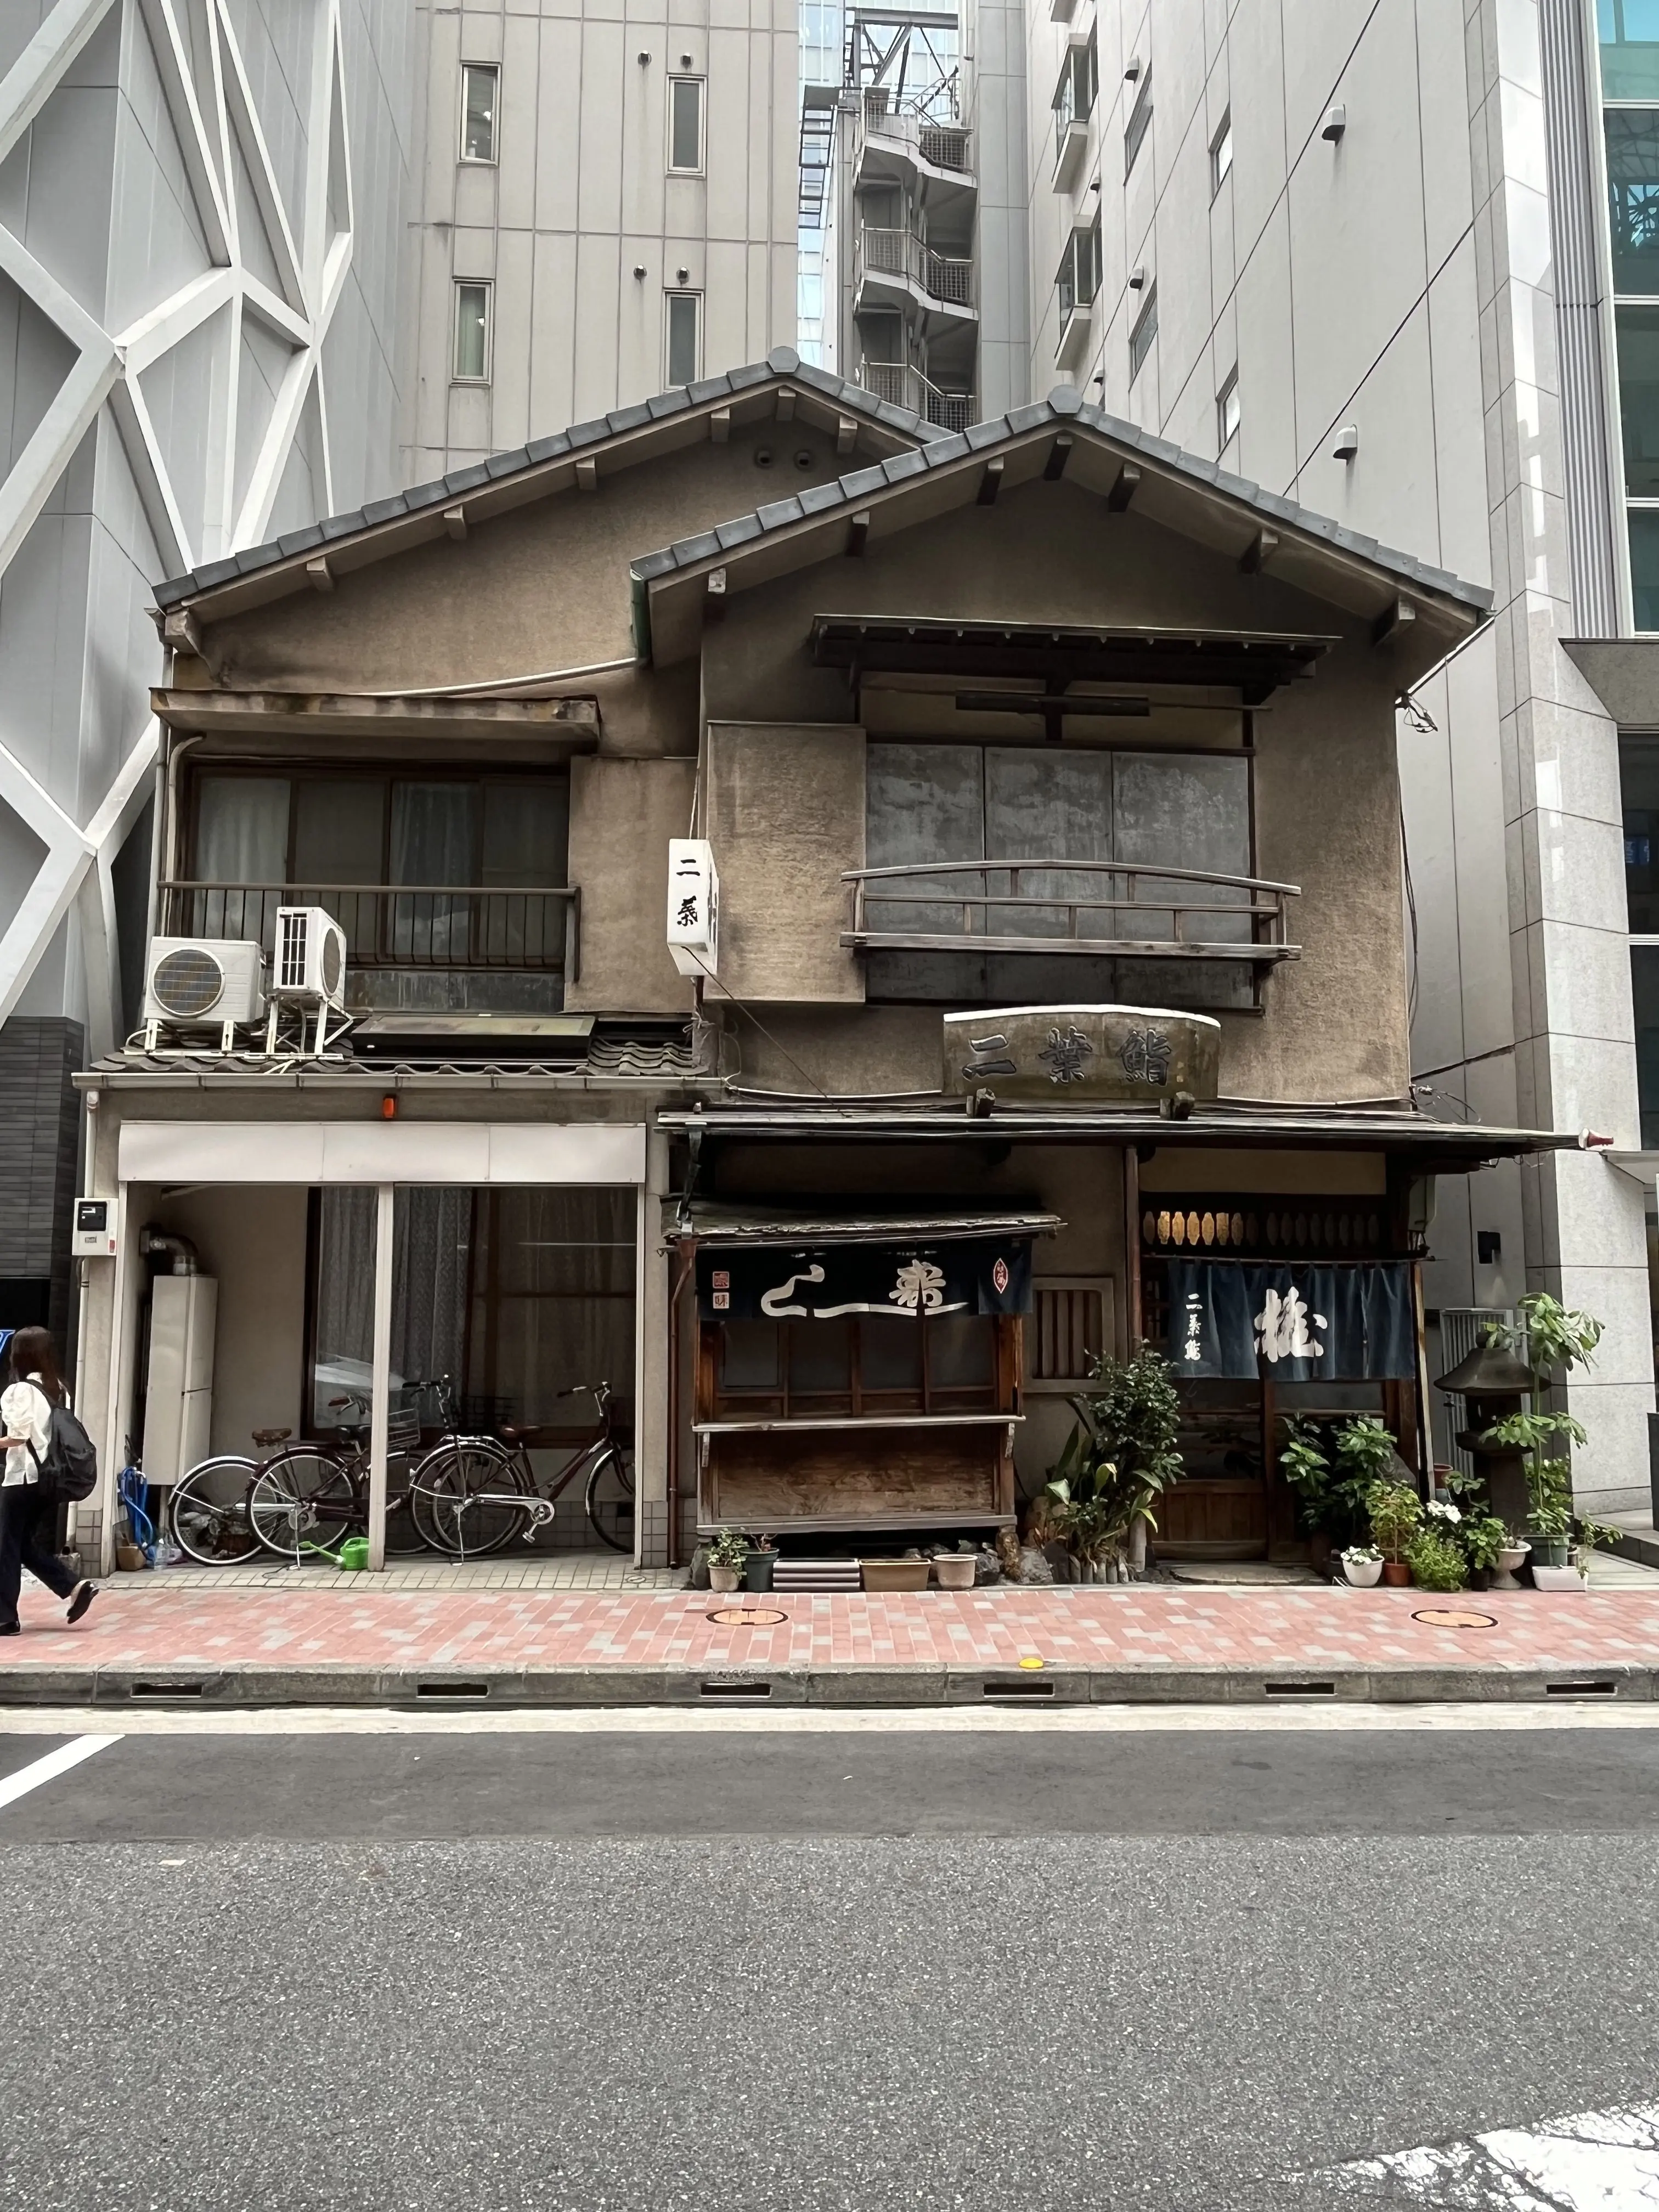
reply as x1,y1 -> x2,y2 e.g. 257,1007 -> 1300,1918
857,360 -> 975,432
159,882 -> 579,975
839,859 -> 1300,964
857,226 -> 976,310
859,93 -> 973,174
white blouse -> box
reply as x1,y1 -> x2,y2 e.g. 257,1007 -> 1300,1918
1,1376 -> 55,1488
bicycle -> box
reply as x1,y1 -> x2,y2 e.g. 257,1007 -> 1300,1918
169,1400 -> 430,1567
409,1378 -> 634,1558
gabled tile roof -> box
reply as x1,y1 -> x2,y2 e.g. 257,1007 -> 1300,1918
152,349 -> 945,611
628,385 -> 1494,616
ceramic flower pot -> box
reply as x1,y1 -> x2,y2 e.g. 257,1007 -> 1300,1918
709,1564 -> 740,1593
743,1551 -> 776,1593
933,1555 -> 976,1591
1342,1557 -> 1384,1588
1530,1562 -> 1587,1593
1380,1561 -> 1412,1588
861,1558 -> 929,1593
1489,1543 -> 1530,1593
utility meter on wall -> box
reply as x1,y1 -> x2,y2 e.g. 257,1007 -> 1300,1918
667,838 -> 719,979
72,1198 -> 117,1258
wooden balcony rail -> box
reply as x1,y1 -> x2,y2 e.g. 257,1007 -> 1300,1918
839,858 -> 1300,964
858,227 -> 976,309
857,360 -> 974,432
158,881 -> 580,976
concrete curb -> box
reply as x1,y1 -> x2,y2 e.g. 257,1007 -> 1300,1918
0,1659 -> 1650,1708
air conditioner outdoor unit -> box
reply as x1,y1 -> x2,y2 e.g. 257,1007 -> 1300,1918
273,906 -> 347,1007
142,939 -> 267,1032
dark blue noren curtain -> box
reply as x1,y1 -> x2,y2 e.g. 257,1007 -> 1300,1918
1166,1261 -> 1416,1381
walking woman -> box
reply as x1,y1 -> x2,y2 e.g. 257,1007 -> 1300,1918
0,1327 -> 96,1634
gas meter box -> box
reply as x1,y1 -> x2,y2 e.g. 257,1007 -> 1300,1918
72,1198 -> 117,1258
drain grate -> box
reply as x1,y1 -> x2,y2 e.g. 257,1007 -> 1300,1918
983,1677 -> 1056,1697
128,1680 -> 206,1700
1263,1680 -> 1336,1698
415,1681 -> 490,1699
699,1678 -> 771,1699
1545,1678 -> 1617,1697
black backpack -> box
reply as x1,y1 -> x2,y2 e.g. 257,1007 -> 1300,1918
27,1404 -> 99,1503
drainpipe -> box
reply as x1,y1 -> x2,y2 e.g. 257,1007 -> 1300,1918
666,1240 -> 696,1571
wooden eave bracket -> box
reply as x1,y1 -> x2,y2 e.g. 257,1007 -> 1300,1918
1240,527 -> 1279,574
160,607 -> 202,656
1044,433 -> 1074,482
978,457 -> 1004,505
443,505 -> 469,541
1373,596 -> 1417,646
1106,461 -> 1141,512
705,567 -> 727,619
304,557 -> 334,593
846,509 -> 871,557
776,387 -> 798,421
575,456 -> 599,491
836,415 -> 857,455
710,407 -> 732,444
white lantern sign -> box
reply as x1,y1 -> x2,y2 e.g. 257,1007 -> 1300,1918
667,838 -> 719,978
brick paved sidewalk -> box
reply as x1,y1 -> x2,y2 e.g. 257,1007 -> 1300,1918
7,1579 -> 1659,1681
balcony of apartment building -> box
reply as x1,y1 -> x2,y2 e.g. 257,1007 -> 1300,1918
155,761 -> 579,1030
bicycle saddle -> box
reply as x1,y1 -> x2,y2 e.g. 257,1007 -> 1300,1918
251,1426 -> 292,1447
498,1424 -> 523,1443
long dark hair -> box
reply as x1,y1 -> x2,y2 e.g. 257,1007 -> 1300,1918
9,1328 -> 65,1406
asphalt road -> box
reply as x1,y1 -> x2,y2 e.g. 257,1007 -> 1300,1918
1,1720 -> 1656,2210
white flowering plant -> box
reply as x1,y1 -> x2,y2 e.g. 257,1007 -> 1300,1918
1340,1545 -> 1381,1567
1425,1499 -> 1463,1525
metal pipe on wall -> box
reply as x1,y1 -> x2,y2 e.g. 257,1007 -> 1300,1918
366,1183 -> 394,1571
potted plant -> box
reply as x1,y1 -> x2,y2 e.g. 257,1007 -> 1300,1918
1367,1479 -> 1422,1587
1280,1415 -> 1396,1567
933,1547 -> 977,1591
1570,1515 -> 1620,1590
1490,1534 -> 1531,1592
1046,1347 -> 1183,1582
1404,1523 -> 1468,1593
1480,1293 -> 1603,1571
1454,1505 -> 1511,1589
743,1533 -> 777,1593
1340,1543 -> 1383,1589
708,1528 -> 748,1593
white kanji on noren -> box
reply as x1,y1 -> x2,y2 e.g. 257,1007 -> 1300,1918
888,1259 -> 949,1313
1254,1283 -> 1326,1363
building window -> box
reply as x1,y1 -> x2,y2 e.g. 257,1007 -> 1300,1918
1217,367 -> 1240,450
665,290 -> 701,385
1125,66 -> 1153,177
1052,32 -> 1097,138
453,280 -> 492,380
669,76 -> 704,172
460,63 -> 499,163
1602,0 -> 1659,99
1129,282 -> 1158,380
1211,110 -> 1233,195
1056,218 -> 1101,327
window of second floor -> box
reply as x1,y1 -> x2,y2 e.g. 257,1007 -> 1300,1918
665,290 -> 702,386
1217,367 -> 1240,452
184,770 -> 569,893
669,76 -> 705,172
1211,109 -> 1233,195
1053,32 -> 1097,138
1056,218 -> 1102,327
460,63 -> 499,163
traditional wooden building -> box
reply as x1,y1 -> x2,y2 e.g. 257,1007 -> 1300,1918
71,350 -> 1583,1572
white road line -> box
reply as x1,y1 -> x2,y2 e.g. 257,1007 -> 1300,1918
1312,2099 -> 1659,2204
0,1703 -> 1656,1738
0,1734 -> 119,1807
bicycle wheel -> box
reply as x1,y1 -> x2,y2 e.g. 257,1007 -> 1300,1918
383,1454 -> 429,1558
584,1447 -> 635,1555
169,1457 -> 259,1565
249,1448 -> 359,1561
410,1440 -> 533,1558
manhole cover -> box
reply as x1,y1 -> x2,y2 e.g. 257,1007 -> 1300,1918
1410,1607 -> 1498,1629
706,1606 -> 788,1626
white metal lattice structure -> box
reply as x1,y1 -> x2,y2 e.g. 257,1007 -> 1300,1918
0,0 -> 358,1057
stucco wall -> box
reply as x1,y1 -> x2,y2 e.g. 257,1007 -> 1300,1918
566,756 -> 695,1015
698,475 -> 1409,1104
703,722 -> 866,1003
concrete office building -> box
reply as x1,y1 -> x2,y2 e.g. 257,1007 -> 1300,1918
0,0 -> 800,1350
943,0 -> 1659,1511
404,0 -> 799,479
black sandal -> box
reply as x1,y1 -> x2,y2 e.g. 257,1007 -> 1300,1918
65,1583 -> 96,1625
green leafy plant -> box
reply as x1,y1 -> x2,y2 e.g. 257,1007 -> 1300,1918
1455,1510 -> 1511,1573
1366,1479 -> 1422,1565
1279,1418 -> 1331,1535
1279,1416 -> 1396,1545
1573,1516 -> 1620,1575
1481,1294 -> 1603,1534
1404,1526 -> 1468,1593
1333,1417 -> 1398,1491
708,1529 -> 751,1571
1046,1347 -> 1184,1567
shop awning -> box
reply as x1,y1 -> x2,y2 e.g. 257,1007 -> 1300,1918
656,1103 -> 1591,1166
666,1201 -> 1063,1244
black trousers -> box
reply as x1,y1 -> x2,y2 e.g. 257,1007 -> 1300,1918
0,1483 -> 76,1628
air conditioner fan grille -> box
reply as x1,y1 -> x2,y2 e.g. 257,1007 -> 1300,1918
151,946 -> 224,1019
